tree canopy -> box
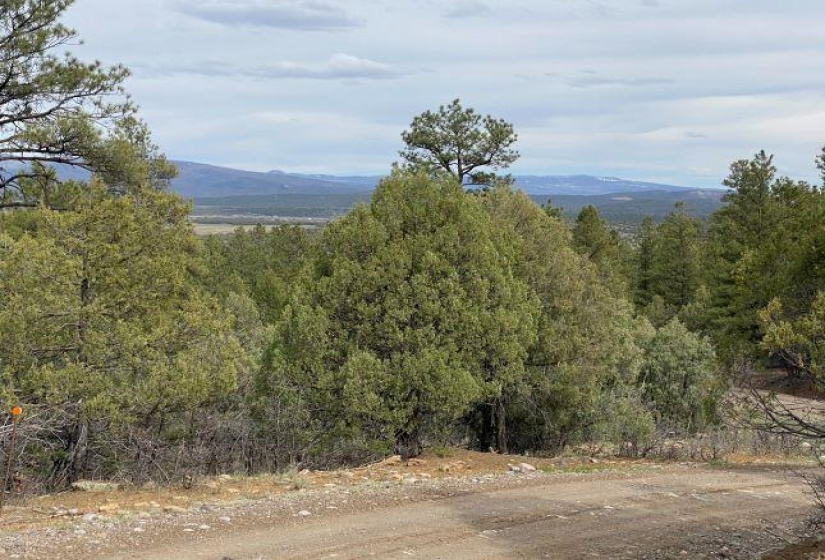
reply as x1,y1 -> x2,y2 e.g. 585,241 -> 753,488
0,0 -> 174,209
399,99 -> 519,186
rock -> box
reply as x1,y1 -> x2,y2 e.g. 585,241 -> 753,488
218,474 -> 232,481
198,524 -> 210,531
133,527 -> 145,533
391,474 -> 404,482
73,529 -> 87,536
71,480 -> 120,492
589,458 -> 599,464
518,463 -> 537,472
508,465 -> 521,472
218,516 -> 232,523
98,503 -> 120,513
163,505 -> 189,514
67,508 -> 80,516
297,510 -> 311,517
81,513 -> 98,522
800,441 -> 813,451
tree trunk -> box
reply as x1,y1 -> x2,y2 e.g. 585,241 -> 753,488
52,415 -> 89,488
394,429 -> 421,460
496,395 -> 508,454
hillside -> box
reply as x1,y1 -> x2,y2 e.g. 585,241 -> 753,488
16,161 -> 726,222
174,161 -> 725,223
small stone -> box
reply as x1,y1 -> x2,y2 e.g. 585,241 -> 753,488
218,516 -> 232,523
98,503 -> 120,513
198,524 -> 211,531
71,480 -> 120,492
183,528 -> 195,533
81,513 -> 98,522
518,463 -> 537,472
133,527 -> 145,533
67,508 -> 80,516
163,505 -> 189,514
297,510 -> 312,517
74,529 -> 87,536
508,465 -> 521,472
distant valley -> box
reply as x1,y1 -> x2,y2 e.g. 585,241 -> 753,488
172,161 -> 726,224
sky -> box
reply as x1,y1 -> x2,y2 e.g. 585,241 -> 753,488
63,0 -> 825,187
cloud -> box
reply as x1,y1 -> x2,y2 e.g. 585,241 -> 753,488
143,54 -> 401,81
443,1 -> 492,19
564,72 -> 673,89
174,0 -> 362,31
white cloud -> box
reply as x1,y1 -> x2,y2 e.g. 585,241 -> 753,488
142,54 -> 401,80
174,0 -> 362,31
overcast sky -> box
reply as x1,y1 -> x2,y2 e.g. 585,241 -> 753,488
64,0 -> 825,187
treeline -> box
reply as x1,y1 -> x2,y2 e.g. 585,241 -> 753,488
2,0 -> 825,492
4,148 -> 824,489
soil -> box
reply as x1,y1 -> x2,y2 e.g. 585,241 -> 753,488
0,450 -> 820,559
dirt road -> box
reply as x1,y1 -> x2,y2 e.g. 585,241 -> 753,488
83,464 -> 815,560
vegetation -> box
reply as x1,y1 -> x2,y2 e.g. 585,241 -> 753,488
399,98 -> 519,185
0,0 -> 174,209
1,3 -> 824,500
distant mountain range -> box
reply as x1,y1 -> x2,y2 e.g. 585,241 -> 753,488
3,160 -> 727,223
172,161 -> 726,223
170,160 -> 709,198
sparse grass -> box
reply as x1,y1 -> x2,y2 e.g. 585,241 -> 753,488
272,468 -> 308,491
430,445 -> 455,459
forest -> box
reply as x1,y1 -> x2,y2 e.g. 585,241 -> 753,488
1,0 -> 825,493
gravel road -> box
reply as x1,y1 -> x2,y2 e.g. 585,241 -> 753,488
2,463 -> 816,559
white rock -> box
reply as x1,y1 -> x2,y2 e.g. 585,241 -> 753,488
297,510 -> 312,517
218,516 -> 232,523
518,463 -> 537,472
198,524 -> 210,531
